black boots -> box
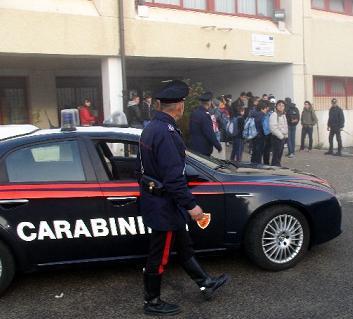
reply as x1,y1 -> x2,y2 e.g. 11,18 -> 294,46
182,256 -> 229,300
143,272 -> 181,316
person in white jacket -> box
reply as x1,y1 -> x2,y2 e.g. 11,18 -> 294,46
269,100 -> 288,166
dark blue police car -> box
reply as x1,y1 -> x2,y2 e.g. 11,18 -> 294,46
0,124 -> 342,295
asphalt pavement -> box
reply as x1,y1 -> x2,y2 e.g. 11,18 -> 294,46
0,149 -> 352,319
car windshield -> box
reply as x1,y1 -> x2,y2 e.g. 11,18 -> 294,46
186,150 -> 235,173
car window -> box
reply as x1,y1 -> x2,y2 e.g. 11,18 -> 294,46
6,140 -> 86,182
186,150 -> 233,173
95,140 -> 138,181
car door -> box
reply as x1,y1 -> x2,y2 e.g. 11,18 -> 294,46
86,137 -> 150,257
0,138 -> 108,265
184,163 -> 227,251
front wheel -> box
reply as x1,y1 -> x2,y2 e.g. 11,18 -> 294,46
244,206 -> 310,271
0,241 -> 15,296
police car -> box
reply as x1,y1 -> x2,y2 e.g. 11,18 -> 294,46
0,122 -> 341,295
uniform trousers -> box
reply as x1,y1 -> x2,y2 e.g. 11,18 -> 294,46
145,228 -> 195,275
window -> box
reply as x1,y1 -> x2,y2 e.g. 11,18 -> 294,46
184,0 -> 206,10
330,0 -> 344,11
215,0 -> 235,14
95,140 -> 138,181
146,0 -> 278,18
313,76 -> 353,110
312,0 -> 353,15
6,141 -> 86,182
312,0 -> 325,9
0,77 -> 28,125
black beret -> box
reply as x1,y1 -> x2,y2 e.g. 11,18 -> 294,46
199,91 -> 213,102
154,80 -> 189,103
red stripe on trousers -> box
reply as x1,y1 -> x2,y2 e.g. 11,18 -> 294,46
158,231 -> 173,275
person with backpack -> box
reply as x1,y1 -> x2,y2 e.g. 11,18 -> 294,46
300,100 -> 318,152
269,100 -> 288,166
262,102 -> 272,165
230,106 -> 245,162
251,102 -> 270,164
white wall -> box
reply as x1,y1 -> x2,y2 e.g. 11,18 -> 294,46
188,63 -> 293,102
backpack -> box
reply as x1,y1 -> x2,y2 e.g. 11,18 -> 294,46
243,117 -> 258,140
218,110 -> 229,131
262,114 -> 271,136
226,116 -> 239,137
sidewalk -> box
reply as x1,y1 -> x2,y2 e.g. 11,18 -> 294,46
225,145 -> 353,197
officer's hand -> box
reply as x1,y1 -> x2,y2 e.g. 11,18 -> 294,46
217,146 -> 222,153
188,205 -> 204,221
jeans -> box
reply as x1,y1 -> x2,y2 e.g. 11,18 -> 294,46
230,137 -> 244,161
329,128 -> 343,153
215,131 -> 221,142
300,126 -> 313,150
271,136 -> 285,166
287,126 -> 297,155
251,135 -> 265,164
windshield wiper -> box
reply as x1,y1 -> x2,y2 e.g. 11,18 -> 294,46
214,160 -> 239,171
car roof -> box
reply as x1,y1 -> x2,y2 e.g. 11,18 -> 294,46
0,126 -> 142,155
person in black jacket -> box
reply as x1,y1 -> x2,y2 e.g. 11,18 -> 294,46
141,95 -> 154,127
325,98 -> 345,156
230,106 -> 245,162
285,97 -> 300,158
138,81 -> 228,316
189,92 -> 222,156
251,101 -> 270,164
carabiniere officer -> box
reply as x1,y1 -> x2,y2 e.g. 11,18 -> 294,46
137,80 -> 229,316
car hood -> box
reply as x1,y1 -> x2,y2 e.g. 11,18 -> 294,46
218,162 -> 335,194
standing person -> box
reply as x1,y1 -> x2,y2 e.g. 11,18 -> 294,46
262,100 -> 272,165
127,95 -> 143,128
189,92 -> 222,156
270,100 -> 288,166
230,106 -> 245,162
141,95 -> 154,128
251,102 -> 269,164
231,92 -> 247,117
325,98 -> 345,156
300,100 -> 318,152
79,98 -> 96,126
138,80 -> 228,316
285,97 -> 300,158
210,99 -> 222,142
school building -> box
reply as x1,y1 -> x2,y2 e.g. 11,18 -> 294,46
0,0 -> 352,147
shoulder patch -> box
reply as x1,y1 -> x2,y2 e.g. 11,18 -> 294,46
168,124 -> 175,131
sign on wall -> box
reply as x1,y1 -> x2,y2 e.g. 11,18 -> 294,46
252,34 -> 274,57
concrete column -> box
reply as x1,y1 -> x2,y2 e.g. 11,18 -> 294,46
101,57 -> 124,119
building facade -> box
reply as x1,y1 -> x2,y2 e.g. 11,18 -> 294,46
0,0 -> 352,147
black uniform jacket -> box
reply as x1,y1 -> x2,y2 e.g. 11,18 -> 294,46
138,111 -> 197,231
189,106 -> 222,156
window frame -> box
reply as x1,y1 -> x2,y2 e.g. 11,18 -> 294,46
311,0 -> 353,16
145,0 -> 281,20
4,138 -> 96,184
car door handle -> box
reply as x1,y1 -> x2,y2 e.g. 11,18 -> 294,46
235,193 -> 254,198
0,199 -> 29,209
107,197 -> 137,207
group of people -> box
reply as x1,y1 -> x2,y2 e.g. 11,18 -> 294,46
188,91 -> 346,167
126,94 -> 154,128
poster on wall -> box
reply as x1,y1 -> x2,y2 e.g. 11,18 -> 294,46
252,34 -> 274,57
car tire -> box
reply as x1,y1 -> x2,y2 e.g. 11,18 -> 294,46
0,241 -> 15,296
244,205 -> 310,271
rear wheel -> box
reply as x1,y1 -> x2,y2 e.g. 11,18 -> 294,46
244,205 -> 310,271
0,241 -> 15,295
